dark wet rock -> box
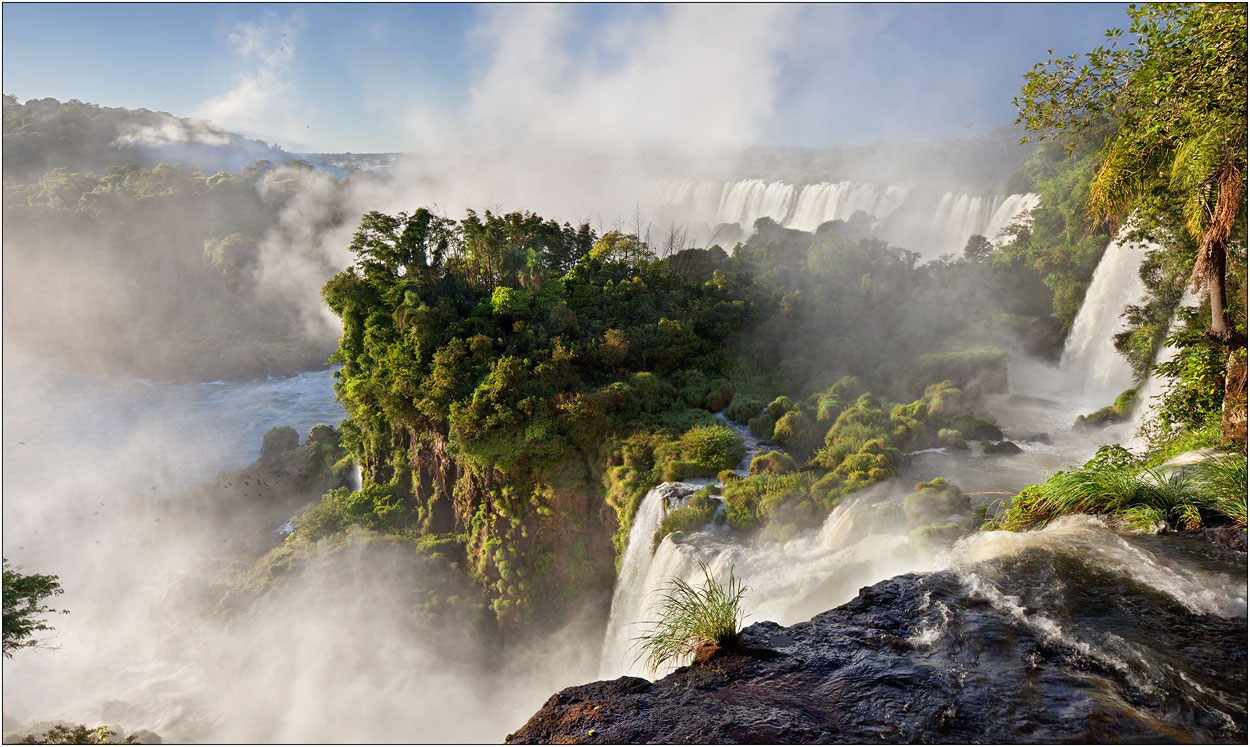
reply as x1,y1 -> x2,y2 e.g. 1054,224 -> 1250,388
1184,527 -> 1248,552
513,547 -> 1247,745
983,439 -> 1023,455
1019,432 -> 1052,444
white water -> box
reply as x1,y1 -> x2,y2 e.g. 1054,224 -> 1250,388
645,178 -> 1037,257
596,223 -> 1198,681
1059,226 -> 1153,407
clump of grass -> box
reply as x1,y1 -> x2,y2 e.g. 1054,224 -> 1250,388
1193,453 -> 1249,527
990,445 -> 1244,532
633,562 -> 747,674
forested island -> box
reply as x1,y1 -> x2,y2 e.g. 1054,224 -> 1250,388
2,3 -> 1245,744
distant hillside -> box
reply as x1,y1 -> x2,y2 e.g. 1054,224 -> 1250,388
2,95 -> 291,179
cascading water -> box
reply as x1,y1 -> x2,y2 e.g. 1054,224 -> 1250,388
596,234 -> 1233,692
1059,225 -> 1153,406
1127,291 -> 1203,444
644,178 -> 1037,258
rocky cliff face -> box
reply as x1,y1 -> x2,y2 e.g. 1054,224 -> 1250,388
396,428 -> 619,629
513,536 -> 1247,744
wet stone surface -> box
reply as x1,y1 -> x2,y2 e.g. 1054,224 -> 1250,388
513,541 -> 1247,744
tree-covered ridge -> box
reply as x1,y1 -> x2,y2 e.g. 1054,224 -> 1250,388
3,95 -> 287,180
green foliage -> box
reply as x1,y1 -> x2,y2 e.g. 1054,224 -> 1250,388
747,411 -> 776,440
677,424 -> 745,475
903,478 -> 972,524
722,394 -> 763,424
749,450 -> 796,476
18,724 -> 137,745
1192,453 -> 1249,527
652,491 -> 719,551
989,445 -> 1234,532
720,471 -> 824,532
912,349 -> 1008,395
260,426 -> 299,459
1075,386 -> 1139,431
3,559 -> 65,657
771,410 -> 818,457
633,562 -> 746,674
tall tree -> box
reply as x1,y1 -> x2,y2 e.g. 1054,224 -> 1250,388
1016,3 -> 1247,439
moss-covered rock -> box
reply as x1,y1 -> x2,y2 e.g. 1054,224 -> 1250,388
723,394 -> 765,424
937,428 -> 969,449
772,409 -> 817,455
767,395 -> 795,419
748,411 -> 777,440
902,478 -> 970,524
652,490 -> 718,550
909,521 -> 967,548
261,425 -> 299,458
749,450 -> 796,476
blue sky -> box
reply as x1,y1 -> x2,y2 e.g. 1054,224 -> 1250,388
2,3 -> 1131,153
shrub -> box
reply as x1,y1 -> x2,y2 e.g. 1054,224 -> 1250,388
634,562 -> 746,673
704,379 -> 735,412
749,450 -> 795,476
828,375 -> 869,401
816,392 -> 844,423
1193,453 -> 1249,527
723,394 -> 764,424
720,471 -> 818,531
772,410 -> 817,455
903,478 -> 971,524
748,412 -> 777,440
766,395 -> 794,419
989,446 -> 1219,532
652,491 -> 718,550
261,425 -> 299,458
678,424 -> 746,473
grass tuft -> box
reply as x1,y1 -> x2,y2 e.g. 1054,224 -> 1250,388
633,562 -> 747,674
1193,453 -> 1249,527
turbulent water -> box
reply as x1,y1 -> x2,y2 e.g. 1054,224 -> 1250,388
596,223 -> 1241,703
2,350 -> 605,743
645,178 -> 1038,258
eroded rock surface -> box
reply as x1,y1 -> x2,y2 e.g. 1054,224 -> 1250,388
513,541 -> 1247,744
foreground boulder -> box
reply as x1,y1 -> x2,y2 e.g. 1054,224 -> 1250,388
512,538 -> 1246,744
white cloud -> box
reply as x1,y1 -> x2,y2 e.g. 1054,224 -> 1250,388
197,15 -> 310,148
395,3 -> 804,226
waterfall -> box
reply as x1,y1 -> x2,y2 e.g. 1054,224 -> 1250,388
350,461 -> 363,491
644,178 -> 1037,257
598,484 -> 684,678
1059,226 -> 1153,405
597,485 -> 919,680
